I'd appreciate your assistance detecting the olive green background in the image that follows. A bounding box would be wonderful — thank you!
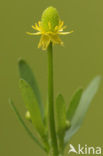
[0,0,103,156]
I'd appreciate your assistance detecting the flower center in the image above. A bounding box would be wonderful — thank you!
[41,6,59,32]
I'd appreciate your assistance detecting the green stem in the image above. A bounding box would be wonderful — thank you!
[47,43,59,156]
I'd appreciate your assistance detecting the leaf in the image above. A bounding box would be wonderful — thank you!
[18,59,44,119]
[66,88,83,121]
[64,76,101,144]
[19,79,46,137]
[43,99,49,127]
[9,98,46,152]
[55,94,66,150]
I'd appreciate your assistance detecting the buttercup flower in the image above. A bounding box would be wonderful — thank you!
[10,5,101,156]
[27,6,73,50]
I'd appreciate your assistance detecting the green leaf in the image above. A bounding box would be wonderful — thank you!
[64,76,101,144]
[18,59,44,119]
[19,79,46,137]
[67,88,83,121]
[43,99,49,127]
[9,98,46,152]
[55,94,66,151]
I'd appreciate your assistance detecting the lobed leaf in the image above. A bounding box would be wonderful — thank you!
[64,76,101,144]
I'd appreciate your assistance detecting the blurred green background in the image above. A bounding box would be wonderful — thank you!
[0,0,103,155]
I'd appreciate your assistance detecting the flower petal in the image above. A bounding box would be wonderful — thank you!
[50,34,63,45]
[32,25,37,30]
[38,21,41,26]
[26,32,42,35]
[58,30,74,35]
[38,35,50,50]
[59,20,64,29]
[59,26,67,32]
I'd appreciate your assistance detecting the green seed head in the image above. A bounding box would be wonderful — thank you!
[41,6,59,32]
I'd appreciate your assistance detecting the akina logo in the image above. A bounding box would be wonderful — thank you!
[68,144,102,155]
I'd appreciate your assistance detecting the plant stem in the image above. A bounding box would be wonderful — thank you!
[47,43,59,156]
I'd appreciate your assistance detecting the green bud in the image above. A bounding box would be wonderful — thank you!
[41,6,59,32]
[65,120,71,130]
[25,111,32,122]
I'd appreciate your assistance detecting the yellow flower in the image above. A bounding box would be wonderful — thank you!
[27,7,73,50]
